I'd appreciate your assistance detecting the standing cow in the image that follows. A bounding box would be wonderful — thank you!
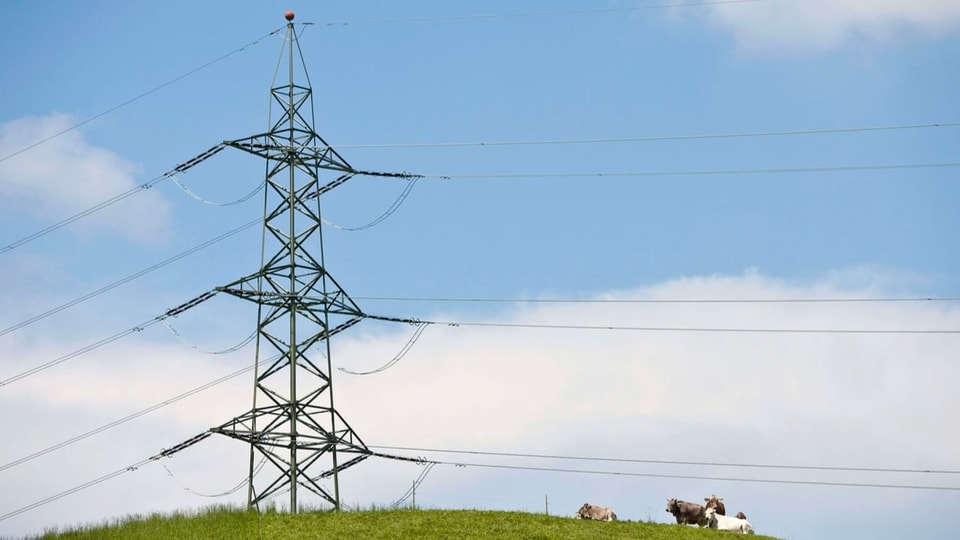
[575,503,617,521]
[704,494,726,515]
[665,498,706,526]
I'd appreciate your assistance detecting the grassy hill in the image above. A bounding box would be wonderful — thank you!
[25,506,782,540]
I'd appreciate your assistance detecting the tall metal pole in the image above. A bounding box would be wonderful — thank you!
[285,19,299,513]
[211,11,370,512]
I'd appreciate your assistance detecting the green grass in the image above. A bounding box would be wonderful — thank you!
[24,506,782,540]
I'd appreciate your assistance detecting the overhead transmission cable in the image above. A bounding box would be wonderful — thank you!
[5,300,951,392]
[160,319,257,355]
[162,455,268,498]
[0,459,158,522]
[401,318,959,335]
[369,445,960,476]
[333,120,960,149]
[5,120,954,255]
[0,290,219,389]
[320,0,769,27]
[320,176,419,231]
[0,364,256,473]
[0,28,282,164]
[0,217,261,338]
[422,161,960,181]
[0,323,162,389]
[2,154,414,257]
[1,178,164,255]
[5,304,943,473]
[4,362,955,522]
[0,144,227,255]
[338,321,430,375]
[4,426,955,524]
[0,431,212,523]
[165,173,264,206]
[370,453,960,492]
[4,266,951,343]
[7,314,954,480]
[353,295,960,305]
[390,462,436,509]
[4,6,943,157]
[5,307,949,474]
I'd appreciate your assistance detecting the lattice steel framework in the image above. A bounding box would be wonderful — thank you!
[209,14,369,512]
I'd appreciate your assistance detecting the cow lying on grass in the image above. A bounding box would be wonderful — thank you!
[705,494,750,522]
[705,506,754,534]
[665,498,706,526]
[575,503,617,521]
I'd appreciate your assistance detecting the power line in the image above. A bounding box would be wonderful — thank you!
[320,176,419,231]
[354,295,960,305]
[319,0,769,27]
[422,162,960,181]
[369,445,960,476]
[2,297,952,391]
[0,322,160,389]
[5,141,953,257]
[162,456,267,498]
[0,218,261,338]
[412,319,959,335]
[0,29,281,164]
[0,179,164,255]
[4,367,955,524]
[0,290,219,388]
[333,121,960,149]
[161,319,257,355]
[7,328,954,478]
[2,432,953,526]
[5,262,952,342]
[0,365,254,473]
[0,144,226,255]
[0,458,155,522]
[373,456,960,492]
[389,462,436,509]
[0,432,211,523]
[165,173,264,206]
[338,322,430,376]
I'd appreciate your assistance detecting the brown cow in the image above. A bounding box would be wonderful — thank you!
[704,494,726,515]
[665,498,706,526]
[576,502,617,521]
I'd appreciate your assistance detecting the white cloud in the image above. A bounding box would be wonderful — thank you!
[1,269,958,538]
[336,271,959,461]
[0,114,171,244]
[690,0,960,54]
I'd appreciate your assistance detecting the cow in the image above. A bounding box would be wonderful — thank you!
[576,502,617,521]
[704,494,726,515]
[705,506,754,534]
[665,498,706,526]
[736,511,748,520]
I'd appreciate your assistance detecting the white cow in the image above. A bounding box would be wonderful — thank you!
[705,507,754,534]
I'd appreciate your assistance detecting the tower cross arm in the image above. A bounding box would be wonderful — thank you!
[222,136,356,173]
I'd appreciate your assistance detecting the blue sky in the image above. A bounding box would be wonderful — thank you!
[1,1,959,539]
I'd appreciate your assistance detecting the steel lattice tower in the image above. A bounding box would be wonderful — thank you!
[210,11,369,512]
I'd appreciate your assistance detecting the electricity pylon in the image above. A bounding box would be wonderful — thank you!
[210,11,370,512]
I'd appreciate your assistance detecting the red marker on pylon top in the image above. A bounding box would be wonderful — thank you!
[285,10,295,21]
